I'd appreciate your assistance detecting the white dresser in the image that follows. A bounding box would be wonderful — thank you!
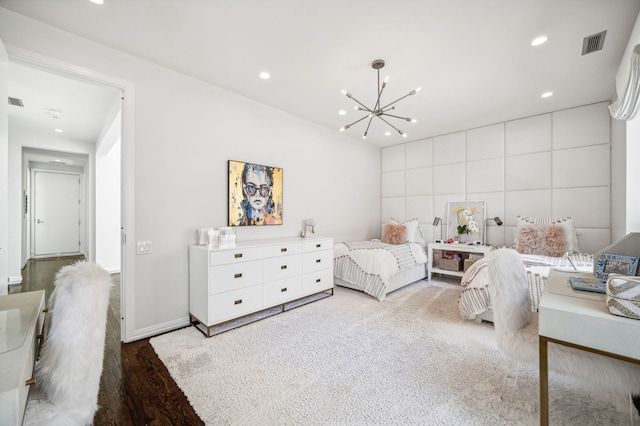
[0,290,46,426]
[189,237,333,337]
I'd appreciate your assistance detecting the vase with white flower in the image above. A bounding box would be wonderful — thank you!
[456,208,479,243]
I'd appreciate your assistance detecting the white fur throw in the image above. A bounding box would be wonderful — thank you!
[488,248,640,395]
[24,261,113,426]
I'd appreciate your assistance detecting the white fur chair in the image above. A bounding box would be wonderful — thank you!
[487,248,640,396]
[23,261,113,426]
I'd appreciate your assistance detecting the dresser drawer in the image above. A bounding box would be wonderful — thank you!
[302,250,333,273]
[263,254,302,283]
[302,268,334,295]
[263,276,303,307]
[303,239,332,252]
[209,247,263,266]
[209,285,263,324]
[209,260,262,294]
[261,242,302,258]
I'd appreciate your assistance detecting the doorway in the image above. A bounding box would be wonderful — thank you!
[8,52,134,342]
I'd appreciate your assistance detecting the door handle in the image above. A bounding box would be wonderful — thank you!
[37,219,44,223]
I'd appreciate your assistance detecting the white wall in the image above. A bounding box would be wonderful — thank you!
[0,8,380,340]
[0,38,7,294]
[96,138,120,272]
[626,115,640,233]
[382,102,612,254]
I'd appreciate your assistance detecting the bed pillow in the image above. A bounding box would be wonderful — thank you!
[382,224,407,245]
[516,224,568,257]
[390,217,420,243]
[515,216,579,253]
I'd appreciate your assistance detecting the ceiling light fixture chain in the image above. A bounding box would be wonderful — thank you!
[340,59,420,140]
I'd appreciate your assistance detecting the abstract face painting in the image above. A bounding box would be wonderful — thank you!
[229,160,283,226]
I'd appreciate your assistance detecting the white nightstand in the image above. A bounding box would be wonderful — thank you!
[427,242,494,281]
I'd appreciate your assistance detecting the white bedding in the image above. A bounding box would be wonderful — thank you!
[457,252,594,320]
[334,241,427,301]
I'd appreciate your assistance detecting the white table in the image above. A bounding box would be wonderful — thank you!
[427,242,493,281]
[0,290,46,426]
[538,269,640,426]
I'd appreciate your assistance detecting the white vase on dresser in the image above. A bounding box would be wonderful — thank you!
[189,236,333,337]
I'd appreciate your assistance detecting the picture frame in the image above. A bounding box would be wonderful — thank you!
[595,253,639,279]
[446,201,486,243]
[228,160,283,226]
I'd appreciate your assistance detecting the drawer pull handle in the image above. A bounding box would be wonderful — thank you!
[281,287,287,292]
[234,273,243,278]
[316,278,321,283]
[234,253,243,258]
[26,377,36,386]
[316,259,321,263]
[281,248,287,252]
[316,244,321,248]
[234,299,242,305]
[281,265,287,270]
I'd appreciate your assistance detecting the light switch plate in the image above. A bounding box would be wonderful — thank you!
[137,241,152,254]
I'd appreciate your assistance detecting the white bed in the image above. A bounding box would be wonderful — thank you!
[334,240,427,301]
[457,215,594,322]
[457,252,594,322]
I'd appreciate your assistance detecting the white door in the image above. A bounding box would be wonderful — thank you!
[33,171,81,256]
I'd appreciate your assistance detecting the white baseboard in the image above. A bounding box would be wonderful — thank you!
[9,275,23,285]
[123,316,191,343]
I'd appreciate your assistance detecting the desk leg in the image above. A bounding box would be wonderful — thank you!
[539,335,549,426]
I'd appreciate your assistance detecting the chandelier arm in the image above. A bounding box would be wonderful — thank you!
[348,94,374,112]
[379,91,416,111]
[363,115,375,139]
[343,114,372,129]
[382,113,413,121]
[377,115,404,134]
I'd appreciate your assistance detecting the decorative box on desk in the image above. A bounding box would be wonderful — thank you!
[188,236,334,337]
[427,242,494,281]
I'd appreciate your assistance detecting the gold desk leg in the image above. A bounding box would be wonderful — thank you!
[539,335,549,426]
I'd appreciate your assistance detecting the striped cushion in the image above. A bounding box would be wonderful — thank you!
[606,274,640,320]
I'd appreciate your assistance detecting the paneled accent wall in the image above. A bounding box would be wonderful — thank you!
[381,101,611,254]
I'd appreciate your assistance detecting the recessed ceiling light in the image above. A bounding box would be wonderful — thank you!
[89,0,104,4]
[338,110,346,115]
[54,128,63,133]
[531,36,548,46]
[259,71,270,80]
[541,91,553,98]
[385,131,391,136]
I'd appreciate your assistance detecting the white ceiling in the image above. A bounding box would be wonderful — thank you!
[2,0,640,147]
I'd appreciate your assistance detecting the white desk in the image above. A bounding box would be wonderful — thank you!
[0,290,46,426]
[538,269,640,426]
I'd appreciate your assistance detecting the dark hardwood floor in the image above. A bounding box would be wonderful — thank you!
[14,256,203,425]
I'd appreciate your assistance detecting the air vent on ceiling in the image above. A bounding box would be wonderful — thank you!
[8,97,24,107]
[582,30,606,55]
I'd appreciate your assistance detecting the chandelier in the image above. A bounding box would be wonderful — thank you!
[340,59,420,140]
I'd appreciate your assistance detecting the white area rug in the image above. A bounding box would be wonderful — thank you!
[150,281,638,425]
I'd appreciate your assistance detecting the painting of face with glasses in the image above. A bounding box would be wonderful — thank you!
[228,160,283,226]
